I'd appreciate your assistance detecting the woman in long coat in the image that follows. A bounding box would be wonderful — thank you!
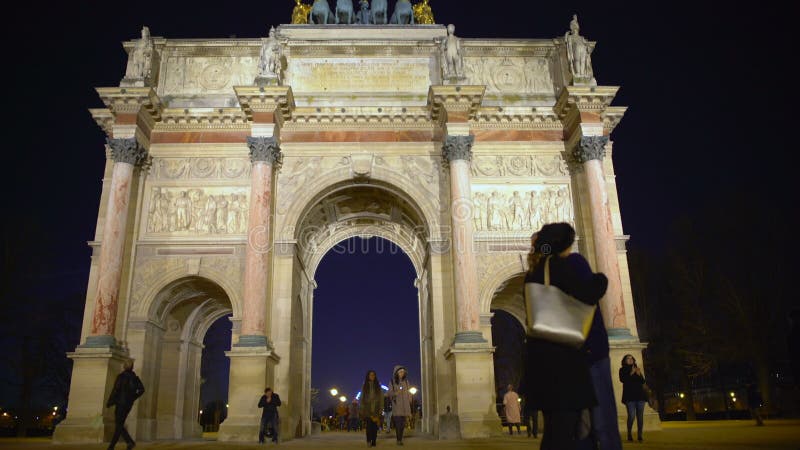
[503,384,522,435]
[523,223,607,450]
[387,365,413,445]
[360,370,383,447]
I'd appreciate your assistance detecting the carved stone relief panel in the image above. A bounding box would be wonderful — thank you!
[144,187,249,236]
[463,57,554,95]
[374,155,442,198]
[150,158,251,180]
[470,154,569,178]
[160,55,259,96]
[471,185,574,233]
[284,57,432,93]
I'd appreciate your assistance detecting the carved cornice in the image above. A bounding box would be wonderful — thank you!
[472,106,562,129]
[573,135,609,163]
[285,42,438,57]
[247,136,282,165]
[290,106,431,125]
[235,86,295,124]
[602,106,627,133]
[442,135,475,163]
[554,86,618,118]
[107,137,147,166]
[155,108,250,131]
[90,108,114,137]
[428,85,485,123]
[461,41,556,58]
[96,87,160,118]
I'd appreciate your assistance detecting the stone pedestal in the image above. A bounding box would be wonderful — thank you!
[217,346,280,442]
[444,343,501,438]
[52,346,129,443]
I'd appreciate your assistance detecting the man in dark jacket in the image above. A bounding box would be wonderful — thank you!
[258,387,282,444]
[106,360,145,450]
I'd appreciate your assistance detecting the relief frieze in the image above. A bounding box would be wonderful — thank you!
[150,158,251,180]
[145,187,249,236]
[470,154,569,178]
[463,57,554,95]
[471,185,574,232]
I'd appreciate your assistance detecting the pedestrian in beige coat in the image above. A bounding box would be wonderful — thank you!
[388,365,412,445]
[503,384,522,435]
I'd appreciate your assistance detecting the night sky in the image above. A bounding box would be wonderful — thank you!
[1,1,797,413]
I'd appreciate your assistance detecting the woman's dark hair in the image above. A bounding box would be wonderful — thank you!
[621,354,636,366]
[393,367,407,384]
[362,370,380,394]
[528,222,576,272]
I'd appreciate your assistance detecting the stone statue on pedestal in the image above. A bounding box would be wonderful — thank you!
[564,14,597,86]
[122,26,154,86]
[438,24,465,83]
[255,27,281,86]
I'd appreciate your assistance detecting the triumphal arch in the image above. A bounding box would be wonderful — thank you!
[55,5,656,444]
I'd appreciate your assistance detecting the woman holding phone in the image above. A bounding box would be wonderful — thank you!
[619,354,647,442]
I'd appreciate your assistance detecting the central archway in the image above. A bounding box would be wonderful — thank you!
[280,180,439,437]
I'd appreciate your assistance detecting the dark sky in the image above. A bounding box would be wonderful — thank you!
[1,1,797,409]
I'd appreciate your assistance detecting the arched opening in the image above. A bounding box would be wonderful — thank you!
[199,314,232,432]
[138,276,233,440]
[286,181,437,436]
[312,236,420,432]
[489,275,526,424]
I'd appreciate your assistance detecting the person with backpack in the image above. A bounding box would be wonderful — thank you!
[106,360,145,450]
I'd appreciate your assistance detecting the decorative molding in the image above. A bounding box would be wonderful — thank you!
[553,86,619,120]
[150,157,251,180]
[107,137,147,166]
[247,136,282,165]
[234,86,295,123]
[90,108,114,137]
[472,107,561,128]
[602,106,627,133]
[96,87,160,119]
[428,85,485,123]
[290,106,431,125]
[156,108,249,130]
[442,135,475,163]
[470,154,569,178]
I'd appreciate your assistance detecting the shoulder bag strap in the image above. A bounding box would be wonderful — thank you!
[544,256,552,286]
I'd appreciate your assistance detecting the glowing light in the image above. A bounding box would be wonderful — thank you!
[53,406,58,411]
[381,385,389,391]
[2,412,8,417]
[52,412,56,416]
[704,408,708,412]
[732,397,737,403]
[356,392,362,400]
[226,404,230,408]
[729,392,735,397]
[330,388,338,397]
[517,398,522,403]
[679,393,685,398]
[339,396,347,403]
[200,410,203,414]
[409,387,418,395]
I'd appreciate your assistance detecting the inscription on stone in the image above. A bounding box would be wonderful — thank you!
[286,58,431,92]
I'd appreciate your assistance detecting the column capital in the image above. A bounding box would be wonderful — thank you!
[107,137,147,166]
[235,85,295,125]
[573,135,609,163]
[554,86,626,137]
[442,135,475,163]
[247,136,282,165]
[427,85,485,124]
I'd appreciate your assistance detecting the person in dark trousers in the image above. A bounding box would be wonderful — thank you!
[619,354,648,442]
[523,223,606,450]
[388,365,412,445]
[360,370,383,447]
[106,360,144,450]
[258,387,282,444]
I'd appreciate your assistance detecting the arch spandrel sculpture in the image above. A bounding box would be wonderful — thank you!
[57,11,658,445]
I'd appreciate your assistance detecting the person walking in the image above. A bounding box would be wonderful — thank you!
[619,355,647,442]
[523,223,606,450]
[360,370,383,447]
[503,384,522,435]
[106,360,145,450]
[258,387,282,444]
[383,390,393,433]
[348,399,360,431]
[388,365,412,445]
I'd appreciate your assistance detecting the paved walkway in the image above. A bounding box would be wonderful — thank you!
[1,420,799,449]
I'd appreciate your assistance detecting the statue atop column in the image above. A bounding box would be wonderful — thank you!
[121,26,154,87]
[438,24,466,84]
[413,0,435,24]
[291,0,313,24]
[564,14,597,86]
[255,27,282,86]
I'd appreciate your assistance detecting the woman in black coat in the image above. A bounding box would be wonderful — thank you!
[523,223,608,450]
[619,354,647,442]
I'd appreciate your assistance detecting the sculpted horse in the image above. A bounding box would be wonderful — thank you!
[390,0,415,24]
[309,0,334,24]
[371,0,388,24]
[335,0,355,24]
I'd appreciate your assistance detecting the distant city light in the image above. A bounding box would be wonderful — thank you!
[729,392,735,397]
[330,388,338,397]
[53,406,58,411]
[679,393,685,399]
[732,397,737,403]
[226,404,230,408]
[381,385,389,391]
[356,392,362,400]
[2,413,8,417]
[409,387,418,395]
[339,396,347,403]
[200,410,203,414]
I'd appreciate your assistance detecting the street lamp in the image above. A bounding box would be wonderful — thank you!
[330,388,338,397]
[339,396,347,403]
[409,387,418,395]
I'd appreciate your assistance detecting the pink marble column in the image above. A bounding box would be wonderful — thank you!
[237,136,281,347]
[574,136,629,334]
[443,135,485,343]
[86,138,146,346]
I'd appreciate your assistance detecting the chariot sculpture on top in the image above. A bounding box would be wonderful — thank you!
[293,0,436,24]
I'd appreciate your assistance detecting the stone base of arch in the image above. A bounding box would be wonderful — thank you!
[52,346,130,443]
[445,342,503,438]
[217,346,281,442]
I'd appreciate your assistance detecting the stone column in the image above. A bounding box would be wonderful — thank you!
[573,135,629,335]
[442,135,485,344]
[237,136,282,347]
[85,137,147,346]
